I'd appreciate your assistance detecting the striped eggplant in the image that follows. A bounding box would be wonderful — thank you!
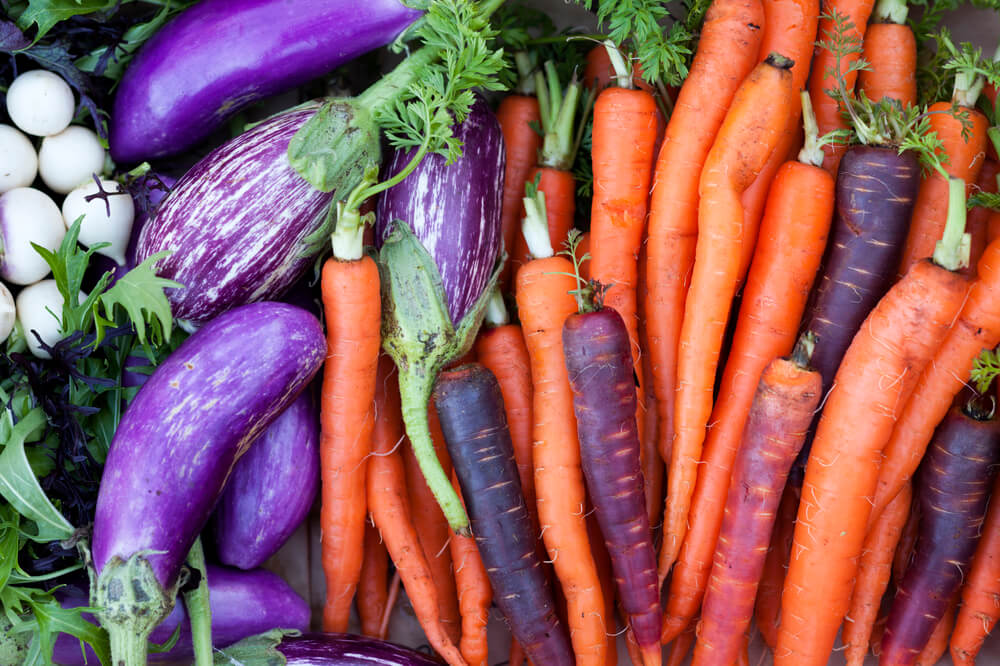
[374,96,505,533]
[377,95,505,324]
[91,301,325,666]
[53,565,309,665]
[110,0,422,163]
[213,389,320,569]
[133,105,333,329]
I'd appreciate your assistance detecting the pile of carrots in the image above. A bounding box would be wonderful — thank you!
[311,1,1000,664]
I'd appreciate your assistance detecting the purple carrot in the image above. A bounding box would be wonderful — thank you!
[213,389,320,569]
[561,306,661,663]
[432,363,573,666]
[692,338,822,666]
[793,145,921,475]
[881,394,1000,666]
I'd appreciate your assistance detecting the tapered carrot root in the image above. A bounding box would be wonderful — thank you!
[563,307,662,664]
[368,356,466,666]
[871,239,1000,526]
[899,102,990,274]
[663,156,833,642]
[843,483,913,666]
[667,621,695,666]
[449,476,491,666]
[754,483,798,651]
[516,256,608,666]
[320,255,381,632]
[586,508,617,666]
[665,54,795,574]
[645,0,765,502]
[358,521,390,638]
[881,401,1000,666]
[950,474,1000,665]
[692,348,822,666]
[435,365,572,666]
[776,259,969,666]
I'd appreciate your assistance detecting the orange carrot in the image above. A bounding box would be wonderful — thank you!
[589,46,660,476]
[775,255,970,666]
[754,484,799,651]
[843,483,913,666]
[857,0,917,108]
[899,102,990,274]
[402,408,461,645]
[808,0,877,173]
[497,59,542,292]
[368,356,465,666]
[870,238,1000,527]
[358,521,390,639]
[662,96,834,642]
[515,249,607,666]
[637,244,663,529]
[450,475,491,666]
[644,0,764,492]
[319,255,381,632]
[663,54,796,573]
[667,622,695,666]
[950,474,1000,665]
[587,507,618,666]
[582,45,667,153]
[736,0,821,283]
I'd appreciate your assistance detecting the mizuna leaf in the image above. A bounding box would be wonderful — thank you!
[98,251,181,348]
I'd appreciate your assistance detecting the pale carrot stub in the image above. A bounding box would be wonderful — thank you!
[644,0,765,489]
[664,53,796,574]
[515,256,608,666]
[775,258,969,666]
[319,255,381,633]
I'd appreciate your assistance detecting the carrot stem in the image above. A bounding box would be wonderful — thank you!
[874,0,907,24]
[604,40,633,89]
[932,176,971,271]
[514,51,537,95]
[798,92,824,167]
[522,187,554,259]
[483,287,509,327]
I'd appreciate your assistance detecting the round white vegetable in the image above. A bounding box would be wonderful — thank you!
[61,179,134,265]
[38,126,106,194]
[6,70,76,137]
[0,281,14,345]
[0,124,38,194]
[0,187,66,285]
[16,279,83,358]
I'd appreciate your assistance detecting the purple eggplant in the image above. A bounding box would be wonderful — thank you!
[210,632,442,665]
[53,565,309,665]
[213,390,320,569]
[133,105,334,328]
[374,97,505,534]
[377,95,504,324]
[110,0,421,163]
[91,301,324,666]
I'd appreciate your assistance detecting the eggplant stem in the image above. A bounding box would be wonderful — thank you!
[183,537,213,666]
[398,368,471,535]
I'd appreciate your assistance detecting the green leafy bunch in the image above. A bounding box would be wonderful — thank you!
[572,0,694,87]
[376,0,508,165]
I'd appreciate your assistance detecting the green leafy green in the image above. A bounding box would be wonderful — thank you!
[971,347,1000,394]
[98,251,181,349]
[15,0,117,41]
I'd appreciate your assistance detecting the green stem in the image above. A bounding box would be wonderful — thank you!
[357,46,438,112]
[483,287,509,327]
[522,189,553,259]
[535,68,552,141]
[182,538,213,666]
[989,126,1000,168]
[107,624,149,666]
[604,40,633,90]
[398,369,470,534]
[873,0,907,24]
[791,331,817,368]
[540,70,584,170]
[798,91,824,167]
[514,52,536,96]
[933,175,971,271]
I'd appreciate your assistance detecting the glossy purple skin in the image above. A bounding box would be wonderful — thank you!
[134,106,333,328]
[52,565,309,665]
[213,390,319,569]
[376,97,504,323]
[110,0,421,163]
[277,633,441,665]
[92,302,325,589]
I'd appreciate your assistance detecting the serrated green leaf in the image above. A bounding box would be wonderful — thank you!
[16,0,117,41]
[98,251,181,348]
[0,409,74,543]
[21,594,110,666]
